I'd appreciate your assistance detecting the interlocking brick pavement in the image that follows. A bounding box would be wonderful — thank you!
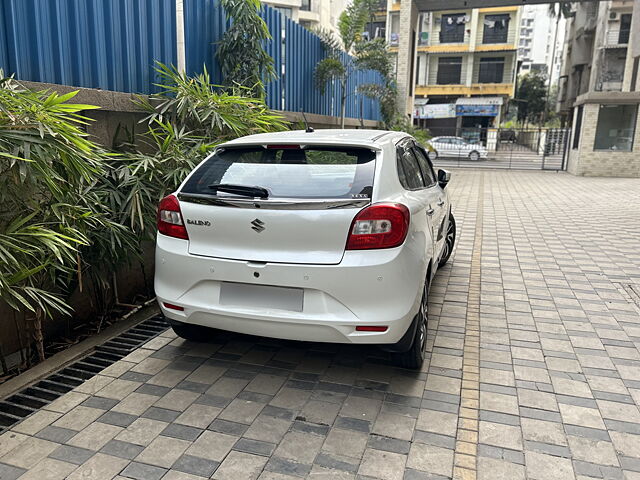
[1,169,640,479]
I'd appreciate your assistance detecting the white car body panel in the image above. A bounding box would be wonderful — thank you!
[155,129,451,345]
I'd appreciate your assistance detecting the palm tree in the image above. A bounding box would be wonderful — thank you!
[314,0,371,128]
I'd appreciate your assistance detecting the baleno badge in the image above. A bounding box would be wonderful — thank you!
[187,219,211,226]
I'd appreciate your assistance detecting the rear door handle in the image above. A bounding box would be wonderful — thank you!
[437,200,445,206]
[426,208,435,216]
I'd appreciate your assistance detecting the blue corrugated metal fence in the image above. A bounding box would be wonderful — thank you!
[0,0,176,93]
[0,0,381,121]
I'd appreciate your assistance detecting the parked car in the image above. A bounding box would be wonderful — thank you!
[155,130,456,369]
[427,136,488,161]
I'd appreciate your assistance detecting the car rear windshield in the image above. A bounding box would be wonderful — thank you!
[181,146,376,199]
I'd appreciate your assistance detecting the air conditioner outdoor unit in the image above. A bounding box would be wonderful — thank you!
[609,11,617,20]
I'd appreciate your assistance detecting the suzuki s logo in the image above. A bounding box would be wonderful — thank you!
[251,218,265,233]
[187,219,211,226]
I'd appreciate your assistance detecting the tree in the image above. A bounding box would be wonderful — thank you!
[514,72,547,124]
[314,0,397,128]
[216,0,276,97]
[354,38,398,128]
[314,0,371,128]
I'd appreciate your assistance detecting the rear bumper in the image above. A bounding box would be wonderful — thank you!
[154,234,426,345]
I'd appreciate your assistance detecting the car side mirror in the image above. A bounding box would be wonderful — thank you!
[438,169,451,189]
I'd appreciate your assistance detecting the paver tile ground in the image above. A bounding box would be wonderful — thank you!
[2,169,640,479]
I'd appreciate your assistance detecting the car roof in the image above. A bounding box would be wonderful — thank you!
[220,129,409,150]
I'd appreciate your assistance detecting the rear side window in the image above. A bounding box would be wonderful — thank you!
[182,146,376,199]
[413,147,437,186]
[397,148,425,190]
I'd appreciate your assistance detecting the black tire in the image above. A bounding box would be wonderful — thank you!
[394,280,428,370]
[171,322,210,342]
[428,150,438,162]
[469,150,480,161]
[438,213,456,268]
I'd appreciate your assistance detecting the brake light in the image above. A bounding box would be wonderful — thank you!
[346,203,410,250]
[266,144,301,149]
[157,195,189,240]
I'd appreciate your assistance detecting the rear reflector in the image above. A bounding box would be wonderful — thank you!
[163,303,184,311]
[346,203,410,250]
[355,326,388,332]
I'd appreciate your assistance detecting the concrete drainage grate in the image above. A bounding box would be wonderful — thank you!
[0,315,168,434]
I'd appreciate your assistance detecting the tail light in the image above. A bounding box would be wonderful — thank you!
[346,203,410,250]
[157,195,189,240]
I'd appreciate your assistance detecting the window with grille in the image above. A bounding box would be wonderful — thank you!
[619,14,631,44]
[440,13,466,43]
[482,14,510,44]
[437,57,463,84]
[478,57,505,83]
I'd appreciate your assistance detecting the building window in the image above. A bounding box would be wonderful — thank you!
[389,13,400,46]
[573,106,583,149]
[300,20,313,30]
[274,7,292,18]
[478,57,505,83]
[437,57,463,84]
[364,21,386,40]
[619,14,631,44]
[418,13,429,45]
[594,104,637,151]
[483,14,510,44]
[440,13,466,43]
[301,0,311,11]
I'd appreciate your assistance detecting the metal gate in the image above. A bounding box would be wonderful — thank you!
[425,127,571,171]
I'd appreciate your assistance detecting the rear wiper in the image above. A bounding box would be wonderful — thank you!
[208,183,269,199]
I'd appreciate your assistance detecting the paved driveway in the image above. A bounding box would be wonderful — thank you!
[1,170,640,480]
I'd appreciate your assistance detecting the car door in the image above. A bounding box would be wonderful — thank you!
[437,138,452,158]
[396,141,439,264]
[413,144,448,261]
[451,138,466,159]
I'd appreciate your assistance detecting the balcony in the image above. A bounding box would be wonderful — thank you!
[604,28,631,47]
[477,63,505,84]
[415,84,514,96]
[597,71,624,92]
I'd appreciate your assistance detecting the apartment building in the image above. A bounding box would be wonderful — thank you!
[558,0,640,177]
[518,4,565,84]
[416,7,520,133]
[262,0,348,34]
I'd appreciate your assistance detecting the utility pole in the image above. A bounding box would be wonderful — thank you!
[543,8,561,125]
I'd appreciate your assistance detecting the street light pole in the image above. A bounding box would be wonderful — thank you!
[543,9,561,125]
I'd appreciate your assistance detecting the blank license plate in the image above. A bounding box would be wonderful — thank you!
[220,282,304,312]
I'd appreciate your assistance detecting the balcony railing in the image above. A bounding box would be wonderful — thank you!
[482,31,509,44]
[597,71,624,91]
[477,64,505,83]
[436,70,463,85]
[439,31,466,43]
[605,28,631,46]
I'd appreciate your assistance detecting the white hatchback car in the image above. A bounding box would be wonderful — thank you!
[427,136,488,161]
[155,130,456,369]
